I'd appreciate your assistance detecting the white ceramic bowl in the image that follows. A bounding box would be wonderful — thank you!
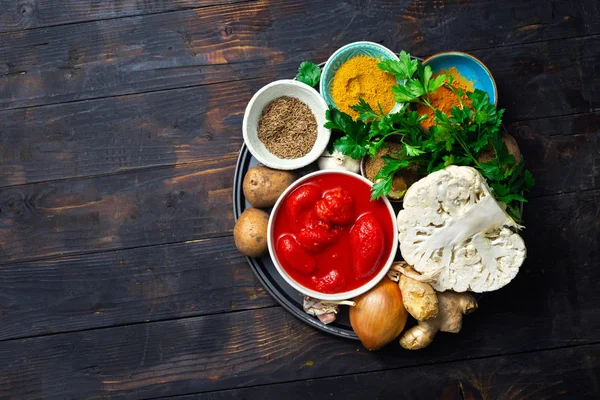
[242,79,331,170]
[267,170,398,301]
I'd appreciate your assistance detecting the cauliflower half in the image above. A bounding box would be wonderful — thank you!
[397,166,526,293]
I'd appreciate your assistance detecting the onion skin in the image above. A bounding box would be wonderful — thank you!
[350,278,408,350]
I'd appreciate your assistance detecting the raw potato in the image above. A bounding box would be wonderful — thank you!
[243,166,296,208]
[234,208,270,258]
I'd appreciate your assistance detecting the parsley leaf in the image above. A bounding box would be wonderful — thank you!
[392,82,422,103]
[326,108,370,159]
[334,135,367,159]
[378,50,418,80]
[296,61,321,88]
[370,177,393,201]
[479,161,502,182]
[404,143,424,156]
[370,155,412,200]
[351,97,382,122]
[314,54,534,219]
[381,51,454,111]
[428,74,446,93]
[416,62,433,94]
[523,170,536,189]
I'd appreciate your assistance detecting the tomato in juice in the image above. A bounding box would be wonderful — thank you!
[273,173,395,294]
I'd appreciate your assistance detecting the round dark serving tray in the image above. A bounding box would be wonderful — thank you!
[234,144,362,339]
[233,56,502,339]
[233,144,495,339]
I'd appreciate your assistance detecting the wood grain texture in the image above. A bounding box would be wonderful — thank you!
[0,68,597,188]
[0,189,597,399]
[0,1,596,398]
[0,120,595,263]
[479,36,599,121]
[0,0,254,33]
[0,237,275,341]
[0,111,596,263]
[185,345,600,400]
[0,0,598,110]
[0,78,255,186]
[2,0,598,37]
[507,112,600,197]
[0,157,237,263]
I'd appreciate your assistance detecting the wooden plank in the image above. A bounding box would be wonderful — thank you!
[0,58,597,188]
[0,0,598,110]
[0,157,238,264]
[0,1,254,33]
[0,237,275,341]
[0,121,594,341]
[475,37,600,121]
[0,78,254,186]
[507,112,600,198]
[2,0,598,37]
[186,345,600,400]
[0,112,596,263]
[0,189,597,399]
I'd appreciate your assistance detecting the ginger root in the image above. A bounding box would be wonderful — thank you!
[400,274,438,321]
[400,291,478,350]
[388,262,438,321]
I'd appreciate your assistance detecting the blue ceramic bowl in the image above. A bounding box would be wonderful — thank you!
[423,51,498,104]
[320,41,402,114]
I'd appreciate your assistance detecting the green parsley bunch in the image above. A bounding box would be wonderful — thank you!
[323,51,534,221]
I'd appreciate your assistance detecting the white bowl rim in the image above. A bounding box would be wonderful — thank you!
[319,41,402,114]
[242,79,331,170]
[267,169,399,301]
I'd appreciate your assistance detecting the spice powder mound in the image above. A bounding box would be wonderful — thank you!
[257,96,318,159]
[331,56,397,120]
[416,67,475,131]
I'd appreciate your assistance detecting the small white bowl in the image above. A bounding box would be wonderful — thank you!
[267,170,398,301]
[242,79,331,170]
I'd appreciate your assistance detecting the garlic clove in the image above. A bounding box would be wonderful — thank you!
[318,150,361,173]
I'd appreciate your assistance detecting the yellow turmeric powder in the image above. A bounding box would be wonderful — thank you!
[331,56,397,119]
[416,67,474,130]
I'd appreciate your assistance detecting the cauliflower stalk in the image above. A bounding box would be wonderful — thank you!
[397,166,526,292]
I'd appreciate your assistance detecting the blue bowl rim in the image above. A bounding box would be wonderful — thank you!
[422,50,498,105]
[319,41,402,113]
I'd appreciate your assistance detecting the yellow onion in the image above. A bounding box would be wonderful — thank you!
[350,278,408,350]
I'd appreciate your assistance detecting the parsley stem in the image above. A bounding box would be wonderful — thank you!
[418,98,436,111]
[446,84,466,109]
[453,132,482,169]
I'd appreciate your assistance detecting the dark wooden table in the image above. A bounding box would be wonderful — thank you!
[0,1,598,399]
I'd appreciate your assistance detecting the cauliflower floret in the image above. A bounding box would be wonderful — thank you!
[397,166,526,293]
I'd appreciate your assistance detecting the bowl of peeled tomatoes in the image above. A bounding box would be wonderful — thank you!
[267,170,398,301]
